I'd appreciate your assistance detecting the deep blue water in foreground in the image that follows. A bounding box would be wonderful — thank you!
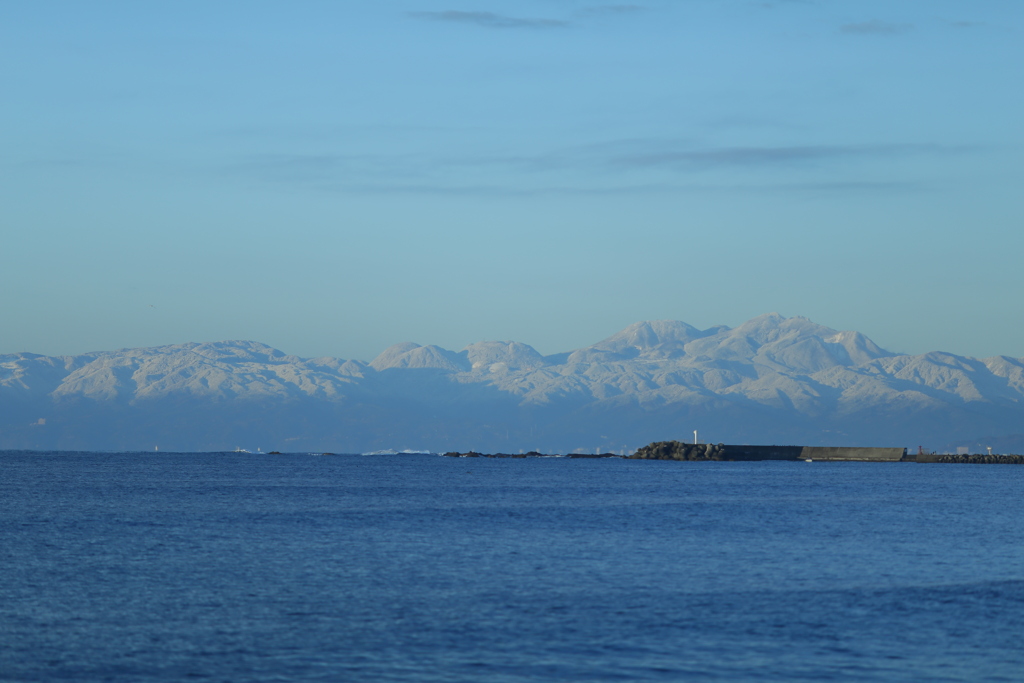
[2,453,1023,682]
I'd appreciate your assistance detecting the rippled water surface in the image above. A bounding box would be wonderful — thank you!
[2,452,1023,681]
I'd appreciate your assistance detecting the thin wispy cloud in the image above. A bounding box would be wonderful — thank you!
[458,140,957,173]
[264,179,922,198]
[409,11,568,29]
[222,140,965,197]
[611,143,945,170]
[841,20,912,35]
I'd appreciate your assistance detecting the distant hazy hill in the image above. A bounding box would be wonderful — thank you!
[3,314,1023,453]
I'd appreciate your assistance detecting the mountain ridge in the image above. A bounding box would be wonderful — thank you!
[2,314,1022,453]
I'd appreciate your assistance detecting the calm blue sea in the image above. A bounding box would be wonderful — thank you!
[2,452,1023,682]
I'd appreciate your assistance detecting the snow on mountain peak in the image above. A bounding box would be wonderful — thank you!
[464,341,547,372]
[568,320,709,363]
[370,343,470,372]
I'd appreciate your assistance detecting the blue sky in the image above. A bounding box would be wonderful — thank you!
[2,1,1022,361]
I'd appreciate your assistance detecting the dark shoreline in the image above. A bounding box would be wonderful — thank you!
[443,441,1024,464]
[917,453,1024,464]
[442,451,623,459]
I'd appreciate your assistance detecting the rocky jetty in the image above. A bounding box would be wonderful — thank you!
[629,442,906,462]
[630,441,726,461]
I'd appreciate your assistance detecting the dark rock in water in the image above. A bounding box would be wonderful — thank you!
[929,453,1024,464]
[442,451,483,458]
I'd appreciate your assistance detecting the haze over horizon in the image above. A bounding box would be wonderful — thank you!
[7,312,1024,367]
[2,1,1022,362]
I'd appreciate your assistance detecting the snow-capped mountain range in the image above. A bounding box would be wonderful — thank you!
[2,314,1022,453]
